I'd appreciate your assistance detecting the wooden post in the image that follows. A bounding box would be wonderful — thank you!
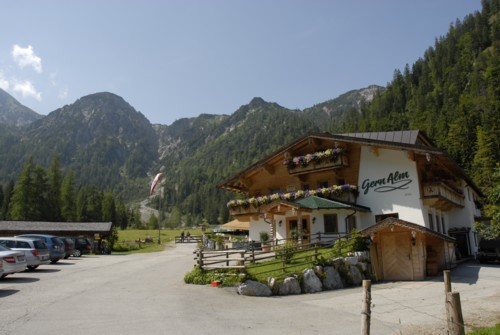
[251,241,255,263]
[444,270,451,295]
[225,245,229,266]
[446,291,465,335]
[361,280,371,335]
[198,249,204,269]
[444,269,451,329]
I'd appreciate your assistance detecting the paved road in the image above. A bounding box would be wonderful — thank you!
[1,243,499,335]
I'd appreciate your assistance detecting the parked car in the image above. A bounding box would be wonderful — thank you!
[67,237,92,257]
[17,234,65,263]
[477,238,500,264]
[0,244,27,278]
[0,237,50,270]
[59,237,76,259]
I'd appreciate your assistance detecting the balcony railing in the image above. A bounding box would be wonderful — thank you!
[287,156,349,175]
[422,182,465,210]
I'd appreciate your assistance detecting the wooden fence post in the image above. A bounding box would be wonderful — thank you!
[198,249,204,269]
[226,245,229,266]
[251,242,256,263]
[361,280,371,335]
[446,291,465,335]
[444,270,452,330]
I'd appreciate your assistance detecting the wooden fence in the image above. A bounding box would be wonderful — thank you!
[193,235,358,278]
[175,235,202,244]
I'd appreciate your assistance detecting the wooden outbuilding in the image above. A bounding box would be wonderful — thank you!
[361,217,456,281]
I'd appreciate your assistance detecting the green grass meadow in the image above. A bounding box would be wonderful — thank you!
[114,228,203,253]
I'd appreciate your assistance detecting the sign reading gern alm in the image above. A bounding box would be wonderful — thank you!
[361,171,412,195]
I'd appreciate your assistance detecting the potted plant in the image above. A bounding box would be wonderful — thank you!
[259,231,271,252]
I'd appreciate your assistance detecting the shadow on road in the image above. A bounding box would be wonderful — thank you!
[427,260,482,285]
[0,289,19,298]
[1,276,40,284]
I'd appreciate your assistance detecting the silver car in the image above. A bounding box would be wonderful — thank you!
[0,244,27,278]
[0,237,51,270]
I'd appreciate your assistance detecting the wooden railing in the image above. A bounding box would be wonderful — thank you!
[175,235,202,244]
[423,182,465,209]
[287,156,349,175]
[193,234,358,278]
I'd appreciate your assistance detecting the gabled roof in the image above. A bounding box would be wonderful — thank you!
[360,217,456,243]
[217,130,483,197]
[294,196,371,212]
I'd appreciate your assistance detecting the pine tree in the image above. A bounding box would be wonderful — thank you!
[47,155,63,221]
[61,170,77,222]
[9,158,35,220]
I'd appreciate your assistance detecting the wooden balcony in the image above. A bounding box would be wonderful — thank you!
[287,156,349,175]
[422,182,465,210]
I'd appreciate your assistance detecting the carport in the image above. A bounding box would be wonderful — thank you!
[0,221,112,239]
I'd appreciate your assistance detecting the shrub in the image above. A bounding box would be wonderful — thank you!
[275,241,298,263]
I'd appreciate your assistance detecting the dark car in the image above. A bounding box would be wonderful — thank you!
[477,238,500,264]
[60,237,76,259]
[67,237,92,257]
[17,234,65,263]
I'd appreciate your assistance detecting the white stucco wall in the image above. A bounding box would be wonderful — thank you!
[357,146,425,226]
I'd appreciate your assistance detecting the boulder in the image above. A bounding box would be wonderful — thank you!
[322,266,344,290]
[349,265,363,286]
[237,280,272,297]
[302,268,323,293]
[278,275,301,295]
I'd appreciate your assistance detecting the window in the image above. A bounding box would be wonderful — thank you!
[428,213,434,231]
[301,184,310,190]
[319,181,329,188]
[324,214,338,233]
[441,216,446,235]
[436,215,441,233]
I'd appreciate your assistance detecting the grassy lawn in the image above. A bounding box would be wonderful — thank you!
[467,324,500,335]
[114,228,203,254]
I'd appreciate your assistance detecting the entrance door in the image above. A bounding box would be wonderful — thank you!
[287,217,310,243]
[381,232,413,280]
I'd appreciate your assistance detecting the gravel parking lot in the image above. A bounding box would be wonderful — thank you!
[1,243,499,335]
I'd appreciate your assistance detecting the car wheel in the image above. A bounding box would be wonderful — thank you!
[27,265,38,271]
[51,259,59,264]
[1,274,7,278]
[73,249,82,257]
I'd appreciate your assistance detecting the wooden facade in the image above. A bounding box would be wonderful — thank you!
[363,218,455,281]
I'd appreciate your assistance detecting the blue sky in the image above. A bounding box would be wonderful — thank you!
[0,1,482,125]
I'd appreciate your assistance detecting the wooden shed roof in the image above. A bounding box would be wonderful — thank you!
[360,217,456,243]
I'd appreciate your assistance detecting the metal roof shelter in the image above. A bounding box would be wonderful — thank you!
[0,221,113,238]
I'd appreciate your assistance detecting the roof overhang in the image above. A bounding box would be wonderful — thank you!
[360,217,456,243]
[294,196,371,212]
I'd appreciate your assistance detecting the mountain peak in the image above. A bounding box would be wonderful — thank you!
[0,88,43,126]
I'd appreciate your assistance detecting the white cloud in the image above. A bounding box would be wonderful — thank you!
[0,72,9,90]
[13,80,42,101]
[12,45,42,73]
[58,87,68,99]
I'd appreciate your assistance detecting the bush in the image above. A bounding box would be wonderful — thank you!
[275,241,298,263]
[184,267,245,287]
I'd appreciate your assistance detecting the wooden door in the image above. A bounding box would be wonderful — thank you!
[381,232,413,281]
